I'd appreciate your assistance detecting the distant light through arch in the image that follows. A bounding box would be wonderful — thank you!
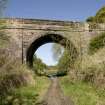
[35,43,64,66]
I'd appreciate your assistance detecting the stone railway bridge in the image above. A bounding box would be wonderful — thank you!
[1,18,105,66]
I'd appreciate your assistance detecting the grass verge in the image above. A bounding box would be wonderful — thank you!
[60,76,105,105]
[0,75,50,105]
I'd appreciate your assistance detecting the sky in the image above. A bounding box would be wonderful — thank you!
[4,0,105,65]
[35,43,59,66]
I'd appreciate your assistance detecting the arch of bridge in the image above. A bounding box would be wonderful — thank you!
[26,33,78,67]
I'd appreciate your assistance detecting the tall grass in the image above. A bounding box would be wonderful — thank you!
[0,50,36,104]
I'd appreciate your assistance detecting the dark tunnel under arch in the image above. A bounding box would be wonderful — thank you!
[26,34,78,67]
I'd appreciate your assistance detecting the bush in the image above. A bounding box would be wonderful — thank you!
[57,50,74,72]
[89,33,105,54]
[33,55,47,76]
[86,16,95,22]
[0,86,39,105]
[86,6,105,23]
[0,53,35,99]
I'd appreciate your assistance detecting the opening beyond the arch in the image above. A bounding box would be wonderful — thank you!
[26,34,78,68]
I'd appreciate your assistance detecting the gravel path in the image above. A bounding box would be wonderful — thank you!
[41,77,74,105]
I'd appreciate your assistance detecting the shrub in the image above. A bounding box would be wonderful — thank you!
[86,6,105,23]
[89,33,105,54]
[33,55,47,76]
[0,86,39,105]
[0,54,35,98]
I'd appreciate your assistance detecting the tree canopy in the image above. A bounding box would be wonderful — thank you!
[52,43,64,62]
[86,6,105,23]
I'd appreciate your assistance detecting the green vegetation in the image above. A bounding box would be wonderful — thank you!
[0,19,9,48]
[0,51,35,104]
[52,43,64,61]
[86,6,105,23]
[57,50,74,72]
[0,0,9,48]
[47,6,105,105]
[89,32,105,54]
[0,52,50,105]
[0,4,105,105]
[60,76,105,105]
[0,86,38,105]
[33,55,47,76]
[52,41,78,76]
[0,76,50,105]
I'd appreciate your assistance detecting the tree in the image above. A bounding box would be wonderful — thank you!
[86,16,95,22]
[57,50,70,71]
[87,6,105,54]
[52,43,64,61]
[86,6,105,23]
[57,49,75,72]
[33,55,47,76]
[52,41,78,76]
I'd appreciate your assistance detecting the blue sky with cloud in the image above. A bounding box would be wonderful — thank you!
[5,0,105,65]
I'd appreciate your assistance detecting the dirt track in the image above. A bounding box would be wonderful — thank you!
[42,77,74,105]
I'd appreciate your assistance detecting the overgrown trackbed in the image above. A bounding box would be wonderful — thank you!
[42,77,74,105]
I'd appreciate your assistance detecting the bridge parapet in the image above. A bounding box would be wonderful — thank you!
[1,18,104,32]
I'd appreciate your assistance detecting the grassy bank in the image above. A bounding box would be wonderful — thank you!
[60,76,105,105]
[2,76,50,105]
[34,76,50,101]
[0,52,50,104]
